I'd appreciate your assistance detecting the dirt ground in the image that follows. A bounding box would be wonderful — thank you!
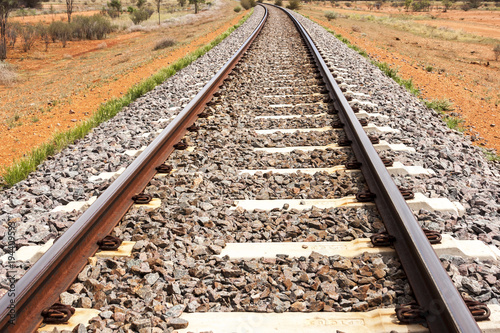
[317,5,500,38]
[300,3,500,154]
[0,0,246,169]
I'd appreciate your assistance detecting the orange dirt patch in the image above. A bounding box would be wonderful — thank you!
[310,5,500,39]
[0,0,247,170]
[300,5,500,154]
[418,19,500,39]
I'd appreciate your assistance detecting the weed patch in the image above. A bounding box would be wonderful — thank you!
[374,62,420,96]
[153,38,176,51]
[425,99,454,112]
[483,149,500,162]
[0,62,17,85]
[444,116,465,132]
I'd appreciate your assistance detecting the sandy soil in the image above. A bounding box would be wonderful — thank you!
[300,4,500,154]
[0,0,246,169]
[311,5,500,39]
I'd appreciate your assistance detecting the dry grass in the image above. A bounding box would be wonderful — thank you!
[346,13,500,45]
[153,38,176,51]
[0,62,18,86]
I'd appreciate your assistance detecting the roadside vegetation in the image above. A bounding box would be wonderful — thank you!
[1,0,221,60]
[1,10,253,187]
[0,61,17,85]
[312,21,474,147]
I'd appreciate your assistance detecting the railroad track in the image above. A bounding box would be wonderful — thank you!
[1,4,499,333]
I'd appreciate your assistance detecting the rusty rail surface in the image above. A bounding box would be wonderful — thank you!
[278,5,481,333]
[0,6,269,332]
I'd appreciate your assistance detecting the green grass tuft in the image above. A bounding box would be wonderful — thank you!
[1,11,254,188]
[483,149,500,162]
[444,116,465,132]
[373,62,420,96]
[425,99,454,113]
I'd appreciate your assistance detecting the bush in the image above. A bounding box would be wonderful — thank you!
[274,0,283,5]
[240,0,256,9]
[20,24,37,52]
[72,15,114,40]
[129,8,154,24]
[345,2,351,7]
[324,11,338,20]
[36,22,50,51]
[494,44,500,61]
[0,62,17,85]
[467,0,483,8]
[153,38,176,50]
[411,0,430,11]
[287,0,300,9]
[108,0,122,11]
[49,21,73,47]
[6,23,21,48]
[234,6,241,12]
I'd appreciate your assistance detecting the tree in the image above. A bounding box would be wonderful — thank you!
[178,0,186,6]
[66,0,74,23]
[137,0,146,7]
[1,0,41,59]
[442,0,453,11]
[1,0,18,60]
[404,0,412,11]
[189,0,205,14]
[108,0,122,11]
[155,0,161,24]
[467,0,482,8]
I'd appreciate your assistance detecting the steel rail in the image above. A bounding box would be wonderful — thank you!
[0,6,268,332]
[277,5,481,333]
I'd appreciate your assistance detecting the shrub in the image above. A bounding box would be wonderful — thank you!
[72,15,114,40]
[467,0,483,9]
[108,0,122,11]
[0,62,17,85]
[7,23,21,48]
[240,0,255,9]
[345,2,352,7]
[234,6,241,12]
[274,0,283,5]
[493,44,500,61]
[325,11,338,20]
[153,38,176,50]
[20,24,37,52]
[103,0,122,18]
[49,21,73,47]
[411,0,430,11]
[130,8,154,24]
[36,22,50,51]
[287,0,300,9]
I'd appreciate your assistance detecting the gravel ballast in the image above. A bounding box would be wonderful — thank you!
[0,6,266,295]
